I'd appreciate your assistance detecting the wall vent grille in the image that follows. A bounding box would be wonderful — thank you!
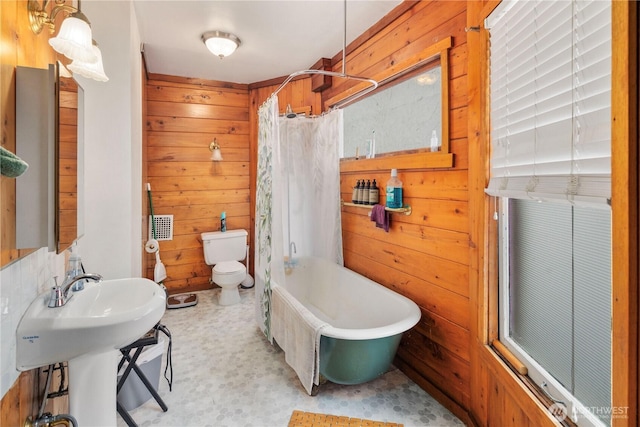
[149,215,173,241]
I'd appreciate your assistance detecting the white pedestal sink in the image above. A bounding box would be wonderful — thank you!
[17,277,166,426]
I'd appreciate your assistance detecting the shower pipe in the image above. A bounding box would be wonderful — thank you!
[265,0,377,265]
[266,0,379,111]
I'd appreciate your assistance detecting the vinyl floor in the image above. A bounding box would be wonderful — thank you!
[117,288,464,427]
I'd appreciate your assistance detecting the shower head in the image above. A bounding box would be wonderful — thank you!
[285,104,297,119]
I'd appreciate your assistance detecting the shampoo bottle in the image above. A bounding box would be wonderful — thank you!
[385,169,403,209]
[369,179,379,205]
[221,211,227,232]
[352,180,360,204]
[430,130,439,152]
[364,180,371,205]
[357,179,365,204]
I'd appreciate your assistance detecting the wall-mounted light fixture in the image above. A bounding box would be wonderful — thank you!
[27,0,108,82]
[68,40,108,81]
[209,138,223,161]
[202,31,241,59]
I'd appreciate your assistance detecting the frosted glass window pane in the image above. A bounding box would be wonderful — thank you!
[573,206,612,426]
[509,199,573,389]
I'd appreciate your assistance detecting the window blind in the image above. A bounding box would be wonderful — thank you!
[486,0,611,205]
[507,199,612,425]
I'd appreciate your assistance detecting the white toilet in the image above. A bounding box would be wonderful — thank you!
[201,229,248,306]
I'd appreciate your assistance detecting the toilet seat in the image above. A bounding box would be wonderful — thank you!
[213,260,245,275]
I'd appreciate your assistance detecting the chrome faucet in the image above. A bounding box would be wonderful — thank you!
[48,273,103,308]
[286,241,297,268]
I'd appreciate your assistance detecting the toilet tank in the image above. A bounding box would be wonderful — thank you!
[201,229,248,265]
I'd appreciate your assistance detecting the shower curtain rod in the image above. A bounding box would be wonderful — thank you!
[267,69,379,111]
[264,0,378,111]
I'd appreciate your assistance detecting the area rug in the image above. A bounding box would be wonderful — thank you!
[288,410,403,427]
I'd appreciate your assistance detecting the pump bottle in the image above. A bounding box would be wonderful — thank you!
[352,180,360,204]
[369,179,379,205]
[385,169,403,209]
[364,180,371,205]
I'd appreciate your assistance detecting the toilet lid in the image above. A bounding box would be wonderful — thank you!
[214,261,245,274]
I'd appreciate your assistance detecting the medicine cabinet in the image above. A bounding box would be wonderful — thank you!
[10,62,83,262]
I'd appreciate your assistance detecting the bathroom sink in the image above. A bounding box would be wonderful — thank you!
[16,277,166,371]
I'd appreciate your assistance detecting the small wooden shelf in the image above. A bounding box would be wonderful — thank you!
[341,201,412,216]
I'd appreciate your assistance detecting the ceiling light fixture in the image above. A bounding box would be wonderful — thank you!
[202,31,241,59]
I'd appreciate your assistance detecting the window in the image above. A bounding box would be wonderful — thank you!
[499,199,611,426]
[486,1,612,426]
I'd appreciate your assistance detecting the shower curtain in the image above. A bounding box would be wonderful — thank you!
[255,97,343,340]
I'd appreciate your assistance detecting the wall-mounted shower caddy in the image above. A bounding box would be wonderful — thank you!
[341,201,412,216]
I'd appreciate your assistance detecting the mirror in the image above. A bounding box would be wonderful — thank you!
[342,63,442,159]
[336,37,454,172]
[8,63,83,265]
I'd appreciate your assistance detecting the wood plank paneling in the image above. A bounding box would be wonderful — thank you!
[1,0,71,420]
[342,230,469,298]
[344,250,470,330]
[147,101,249,121]
[57,80,78,252]
[146,116,249,134]
[148,131,249,148]
[468,2,639,427]
[341,169,469,202]
[342,213,470,266]
[397,338,471,408]
[328,1,473,419]
[145,76,251,294]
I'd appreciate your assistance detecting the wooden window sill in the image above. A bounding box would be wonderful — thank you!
[340,152,454,173]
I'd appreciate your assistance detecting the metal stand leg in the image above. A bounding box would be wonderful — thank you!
[116,329,168,426]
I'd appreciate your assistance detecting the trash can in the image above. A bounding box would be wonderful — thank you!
[117,336,165,411]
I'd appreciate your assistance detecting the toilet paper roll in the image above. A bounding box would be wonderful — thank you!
[145,239,159,253]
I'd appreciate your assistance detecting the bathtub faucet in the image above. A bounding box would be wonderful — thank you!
[286,241,297,268]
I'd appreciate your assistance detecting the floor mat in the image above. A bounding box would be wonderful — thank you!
[288,410,403,427]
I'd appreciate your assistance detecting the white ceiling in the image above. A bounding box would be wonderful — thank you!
[132,0,403,84]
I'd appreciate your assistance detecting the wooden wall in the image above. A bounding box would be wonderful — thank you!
[466,1,639,427]
[247,0,473,422]
[144,75,252,294]
[1,0,69,422]
[338,0,472,420]
[57,77,79,251]
[0,0,59,266]
[250,2,639,426]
